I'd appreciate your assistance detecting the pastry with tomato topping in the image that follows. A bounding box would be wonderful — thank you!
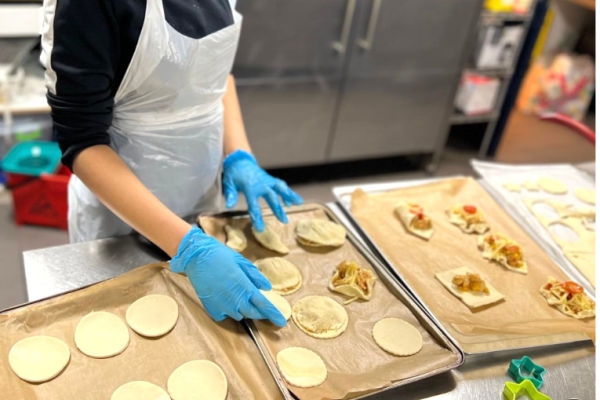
[477,232,508,257]
[435,266,505,309]
[478,233,528,274]
[447,204,490,234]
[540,277,595,319]
[394,201,433,240]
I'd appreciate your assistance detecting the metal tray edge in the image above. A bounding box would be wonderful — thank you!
[199,203,465,400]
[330,179,594,355]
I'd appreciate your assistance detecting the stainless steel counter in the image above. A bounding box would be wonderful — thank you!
[21,203,595,400]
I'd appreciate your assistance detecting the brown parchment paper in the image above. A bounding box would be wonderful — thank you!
[349,177,595,354]
[0,264,284,400]
[199,205,460,400]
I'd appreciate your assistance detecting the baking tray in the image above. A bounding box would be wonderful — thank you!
[0,264,286,400]
[332,177,594,355]
[472,160,596,295]
[197,204,464,400]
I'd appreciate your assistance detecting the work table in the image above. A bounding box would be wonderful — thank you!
[21,202,594,400]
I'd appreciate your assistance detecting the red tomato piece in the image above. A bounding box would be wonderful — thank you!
[560,281,584,294]
[463,205,477,214]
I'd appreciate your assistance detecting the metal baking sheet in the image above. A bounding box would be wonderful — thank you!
[332,177,594,354]
[0,264,286,400]
[472,160,595,295]
[197,204,464,400]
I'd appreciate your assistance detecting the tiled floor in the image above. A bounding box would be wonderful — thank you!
[0,148,475,310]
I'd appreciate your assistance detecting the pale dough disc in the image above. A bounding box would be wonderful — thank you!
[575,188,595,205]
[252,223,289,254]
[260,290,292,320]
[372,318,423,356]
[9,336,70,383]
[537,177,568,194]
[74,311,130,358]
[503,182,521,192]
[522,180,539,191]
[167,360,227,400]
[111,381,171,400]
[276,347,327,388]
[255,257,302,295]
[292,295,348,339]
[126,294,179,337]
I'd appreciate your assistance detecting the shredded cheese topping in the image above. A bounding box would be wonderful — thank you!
[540,277,595,319]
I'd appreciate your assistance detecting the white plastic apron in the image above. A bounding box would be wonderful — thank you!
[68,0,242,242]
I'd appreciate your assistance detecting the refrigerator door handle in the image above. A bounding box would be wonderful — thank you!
[357,0,382,50]
[331,0,358,55]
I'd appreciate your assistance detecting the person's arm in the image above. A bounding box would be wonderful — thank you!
[73,145,285,327]
[222,75,252,155]
[72,145,191,257]
[221,75,303,231]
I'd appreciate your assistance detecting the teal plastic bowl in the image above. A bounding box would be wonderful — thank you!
[1,141,62,176]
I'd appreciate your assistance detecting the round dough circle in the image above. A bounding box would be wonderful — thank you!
[276,347,327,388]
[255,258,302,295]
[167,360,227,400]
[126,295,179,337]
[74,311,130,358]
[292,296,348,339]
[372,318,423,356]
[537,177,568,194]
[9,336,70,383]
[111,381,171,400]
[575,188,595,205]
[260,290,292,320]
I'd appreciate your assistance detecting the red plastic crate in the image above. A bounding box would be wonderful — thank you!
[9,165,72,229]
[6,171,36,187]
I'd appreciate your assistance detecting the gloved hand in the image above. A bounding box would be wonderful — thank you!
[223,150,303,232]
[171,227,287,326]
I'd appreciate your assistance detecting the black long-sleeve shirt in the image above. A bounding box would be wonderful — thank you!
[41,0,234,170]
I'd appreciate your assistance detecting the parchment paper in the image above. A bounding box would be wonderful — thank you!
[350,177,595,353]
[472,160,596,292]
[199,205,460,400]
[0,264,284,400]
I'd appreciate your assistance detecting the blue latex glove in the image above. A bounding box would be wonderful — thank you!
[171,227,287,327]
[223,150,303,232]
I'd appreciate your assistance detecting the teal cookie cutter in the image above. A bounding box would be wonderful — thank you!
[503,380,552,400]
[508,356,547,389]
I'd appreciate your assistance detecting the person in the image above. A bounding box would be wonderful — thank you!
[40,0,302,326]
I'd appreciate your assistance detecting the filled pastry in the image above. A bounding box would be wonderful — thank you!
[295,219,346,247]
[224,224,247,252]
[435,266,505,309]
[328,260,376,302]
[252,223,289,254]
[394,202,433,240]
[540,277,595,319]
[478,232,528,274]
[446,204,490,234]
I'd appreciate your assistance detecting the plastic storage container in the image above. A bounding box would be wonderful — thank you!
[0,114,53,158]
[10,165,71,229]
[1,141,70,229]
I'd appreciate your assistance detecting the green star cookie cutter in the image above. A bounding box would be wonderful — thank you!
[503,380,552,400]
[508,356,547,389]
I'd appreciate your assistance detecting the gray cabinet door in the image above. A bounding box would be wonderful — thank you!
[329,72,456,161]
[233,0,355,168]
[329,0,481,162]
[236,80,340,168]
